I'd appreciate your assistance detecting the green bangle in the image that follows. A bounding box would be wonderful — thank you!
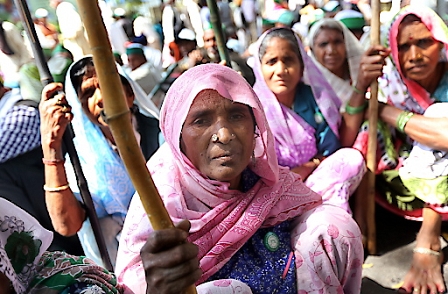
[345,101,368,115]
[352,84,364,95]
[396,111,414,133]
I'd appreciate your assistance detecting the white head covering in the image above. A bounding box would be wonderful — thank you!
[34,8,49,18]
[307,18,364,110]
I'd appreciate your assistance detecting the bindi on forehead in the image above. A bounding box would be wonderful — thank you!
[398,22,432,44]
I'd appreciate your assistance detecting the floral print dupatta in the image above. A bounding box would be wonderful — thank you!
[0,198,122,294]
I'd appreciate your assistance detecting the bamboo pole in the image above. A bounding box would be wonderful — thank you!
[366,0,381,255]
[206,0,232,66]
[75,0,196,292]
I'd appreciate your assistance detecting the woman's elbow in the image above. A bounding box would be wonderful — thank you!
[52,219,83,236]
[50,209,85,236]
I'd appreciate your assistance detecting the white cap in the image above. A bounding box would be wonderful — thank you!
[113,7,126,17]
[177,28,196,41]
[35,8,49,18]
[322,0,340,12]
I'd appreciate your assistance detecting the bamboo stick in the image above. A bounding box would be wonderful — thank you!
[366,0,381,255]
[75,0,196,292]
[206,0,232,66]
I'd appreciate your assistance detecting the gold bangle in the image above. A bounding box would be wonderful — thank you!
[43,184,70,192]
[312,158,321,165]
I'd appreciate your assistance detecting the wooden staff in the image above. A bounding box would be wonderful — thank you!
[366,0,381,255]
[14,0,113,271]
[75,0,197,292]
[206,0,232,66]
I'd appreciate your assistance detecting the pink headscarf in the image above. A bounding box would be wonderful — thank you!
[252,27,341,168]
[388,5,448,110]
[116,64,321,288]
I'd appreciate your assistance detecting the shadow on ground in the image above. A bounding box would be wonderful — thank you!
[361,205,448,293]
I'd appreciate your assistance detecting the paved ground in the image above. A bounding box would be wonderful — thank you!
[361,205,448,293]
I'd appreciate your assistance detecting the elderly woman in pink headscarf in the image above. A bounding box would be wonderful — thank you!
[115,64,363,293]
[252,27,383,213]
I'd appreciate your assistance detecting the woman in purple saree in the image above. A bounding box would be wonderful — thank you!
[252,27,370,213]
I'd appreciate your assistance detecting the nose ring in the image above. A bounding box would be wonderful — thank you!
[416,53,423,59]
[212,134,219,142]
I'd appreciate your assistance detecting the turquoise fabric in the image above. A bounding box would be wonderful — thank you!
[293,83,340,156]
[433,70,448,102]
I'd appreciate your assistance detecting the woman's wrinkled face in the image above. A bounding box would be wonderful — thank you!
[312,28,346,74]
[78,70,134,127]
[397,20,442,84]
[180,90,255,190]
[261,37,303,100]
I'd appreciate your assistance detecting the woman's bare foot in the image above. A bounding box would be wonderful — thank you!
[401,249,444,294]
[401,208,446,294]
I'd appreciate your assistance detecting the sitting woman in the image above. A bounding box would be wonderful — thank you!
[115,64,364,293]
[39,56,160,267]
[307,18,365,109]
[353,6,448,294]
[252,27,377,213]
[0,198,122,294]
[307,18,391,111]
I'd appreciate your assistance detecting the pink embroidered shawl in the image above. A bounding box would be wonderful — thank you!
[384,5,448,111]
[252,28,341,168]
[115,64,322,292]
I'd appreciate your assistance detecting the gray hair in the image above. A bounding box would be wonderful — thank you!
[258,28,301,62]
[308,19,344,49]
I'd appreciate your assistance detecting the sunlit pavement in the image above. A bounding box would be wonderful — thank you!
[361,205,448,293]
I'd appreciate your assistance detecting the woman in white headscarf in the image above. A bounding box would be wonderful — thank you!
[307,18,388,112]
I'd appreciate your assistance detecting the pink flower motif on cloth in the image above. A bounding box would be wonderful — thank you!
[213,280,232,287]
[346,229,356,238]
[309,249,324,263]
[350,257,363,270]
[295,250,304,268]
[327,224,339,239]
[322,238,334,254]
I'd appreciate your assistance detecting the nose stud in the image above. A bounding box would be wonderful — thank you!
[416,53,423,60]
[211,133,235,143]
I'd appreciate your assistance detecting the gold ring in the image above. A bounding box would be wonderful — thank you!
[413,288,420,292]
[62,105,68,112]
[56,97,63,105]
